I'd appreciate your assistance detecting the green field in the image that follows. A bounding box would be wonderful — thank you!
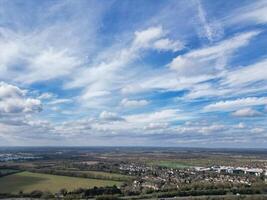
[149,160,192,169]
[0,171,122,194]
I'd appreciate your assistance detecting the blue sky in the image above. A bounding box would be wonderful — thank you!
[0,0,266,147]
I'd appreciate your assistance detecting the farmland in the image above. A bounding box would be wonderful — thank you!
[0,171,122,193]
[149,160,192,169]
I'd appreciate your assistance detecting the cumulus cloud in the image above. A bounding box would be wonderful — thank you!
[232,108,263,117]
[0,82,42,114]
[120,98,149,108]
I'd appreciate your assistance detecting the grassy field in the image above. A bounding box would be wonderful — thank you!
[149,160,192,169]
[0,171,122,194]
[29,169,133,181]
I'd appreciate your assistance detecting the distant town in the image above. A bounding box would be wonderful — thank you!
[0,153,41,162]
[119,162,267,191]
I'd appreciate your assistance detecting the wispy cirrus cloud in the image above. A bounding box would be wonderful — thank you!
[169,30,260,77]
[225,0,267,25]
[194,0,223,42]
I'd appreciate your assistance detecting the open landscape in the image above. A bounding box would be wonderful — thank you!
[0,0,267,199]
[0,147,266,199]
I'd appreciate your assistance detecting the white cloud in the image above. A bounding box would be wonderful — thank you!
[19,48,81,84]
[227,0,267,25]
[134,27,184,52]
[0,82,42,114]
[0,37,20,73]
[38,92,55,100]
[250,127,265,134]
[204,97,267,112]
[133,26,165,48]
[0,28,82,84]
[195,0,223,42]
[185,82,231,99]
[99,111,125,122]
[183,57,267,100]
[223,59,267,86]
[232,108,263,117]
[169,31,260,77]
[121,72,213,95]
[120,98,149,108]
[0,81,25,98]
[81,90,111,100]
[153,38,184,52]
[0,0,106,86]
[126,109,182,124]
[47,98,73,105]
[235,122,246,129]
[177,123,226,135]
[144,122,169,130]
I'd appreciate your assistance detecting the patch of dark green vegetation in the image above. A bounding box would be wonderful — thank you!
[0,168,20,177]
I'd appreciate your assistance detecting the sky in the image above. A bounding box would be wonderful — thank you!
[0,0,266,147]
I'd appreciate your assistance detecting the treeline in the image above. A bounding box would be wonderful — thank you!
[0,168,21,177]
[0,185,122,199]
[156,187,261,198]
[0,184,265,200]
[28,168,131,181]
[119,187,264,200]
[119,181,266,199]
[72,162,130,175]
[144,187,264,198]
[68,185,122,198]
